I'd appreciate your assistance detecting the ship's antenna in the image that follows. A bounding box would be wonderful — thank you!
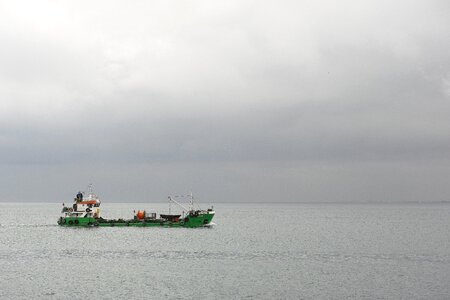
[189,191,194,211]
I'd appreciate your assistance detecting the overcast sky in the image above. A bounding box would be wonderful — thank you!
[0,0,449,203]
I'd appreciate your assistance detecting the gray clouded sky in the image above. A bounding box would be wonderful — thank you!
[1,0,449,202]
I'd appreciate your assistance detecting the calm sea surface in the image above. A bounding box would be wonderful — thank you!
[0,202,449,299]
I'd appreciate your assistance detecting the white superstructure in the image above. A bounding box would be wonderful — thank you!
[61,184,101,218]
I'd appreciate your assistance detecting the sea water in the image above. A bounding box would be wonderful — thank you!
[0,202,449,299]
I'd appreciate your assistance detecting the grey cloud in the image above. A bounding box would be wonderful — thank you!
[0,0,449,202]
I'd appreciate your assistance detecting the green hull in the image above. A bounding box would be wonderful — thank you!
[58,213,214,228]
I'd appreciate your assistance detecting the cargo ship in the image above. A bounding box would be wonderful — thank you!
[57,185,215,228]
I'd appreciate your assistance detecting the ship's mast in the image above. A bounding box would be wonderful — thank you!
[189,191,194,211]
[168,196,171,214]
[87,183,93,196]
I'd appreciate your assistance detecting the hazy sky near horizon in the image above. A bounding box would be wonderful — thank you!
[1,0,449,202]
